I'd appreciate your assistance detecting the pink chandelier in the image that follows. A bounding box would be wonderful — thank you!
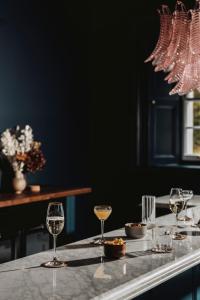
[145,0,200,96]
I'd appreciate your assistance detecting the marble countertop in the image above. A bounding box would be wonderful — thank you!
[1,209,200,300]
[156,194,200,208]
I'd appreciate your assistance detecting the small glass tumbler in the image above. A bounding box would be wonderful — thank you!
[190,207,200,227]
[152,226,173,253]
[142,195,156,229]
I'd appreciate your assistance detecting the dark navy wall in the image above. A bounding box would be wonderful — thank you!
[0,0,90,187]
[0,0,171,196]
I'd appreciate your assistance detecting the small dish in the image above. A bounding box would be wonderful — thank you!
[104,239,126,259]
[125,223,147,239]
[29,185,41,193]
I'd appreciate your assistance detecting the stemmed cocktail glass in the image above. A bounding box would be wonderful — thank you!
[42,202,67,268]
[169,188,185,239]
[94,205,112,244]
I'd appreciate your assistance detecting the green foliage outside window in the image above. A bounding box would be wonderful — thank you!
[193,102,200,154]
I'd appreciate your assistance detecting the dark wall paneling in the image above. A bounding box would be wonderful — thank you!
[149,98,180,165]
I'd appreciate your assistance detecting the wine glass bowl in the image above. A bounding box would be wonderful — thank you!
[169,198,184,215]
[94,205,112,221]
[46,215,64,235]
[42,202,67,268]
[182,190,193,221]
[94,205,112,244]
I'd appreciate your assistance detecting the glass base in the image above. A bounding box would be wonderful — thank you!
[172,233,186,240]
[41,259,67,268]
[184,216,192,221]
[91,238,104,245]
[177,215,192,222]
[152,246,173,253]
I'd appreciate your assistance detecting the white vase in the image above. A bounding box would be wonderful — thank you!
[12,171,27,194]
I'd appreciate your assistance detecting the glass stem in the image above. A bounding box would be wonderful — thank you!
[185,201,188,217]
[101,220,104,241]
[53,234,57,260]
[176,213,178,233]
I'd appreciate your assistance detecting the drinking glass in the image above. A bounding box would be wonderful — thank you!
[169,188,185,239]
[187,207,200,227]
[182,190,193,221]
[94,205,112,244]
[42,202,67,268]
[152,225,173,253]
[142,195,156,229]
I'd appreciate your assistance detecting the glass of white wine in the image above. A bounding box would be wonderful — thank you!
[169,188,185,239]
[42,202,67,268]
[94,205,112,244]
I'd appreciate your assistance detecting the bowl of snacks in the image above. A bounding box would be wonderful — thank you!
[125,223,147,239]
[104,238,126,259]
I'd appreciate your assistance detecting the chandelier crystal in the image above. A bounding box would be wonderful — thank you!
[145,0,200,96]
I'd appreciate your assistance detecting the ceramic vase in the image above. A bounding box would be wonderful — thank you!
[12,171,27,194]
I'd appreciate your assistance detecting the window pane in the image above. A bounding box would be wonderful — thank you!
[183,98,200,160]
[192,90,200,98]
[183,128,200,156]
[193,129,200,154]
[194,102,200,126]
[186,90,200,99]
[184,100,200,127]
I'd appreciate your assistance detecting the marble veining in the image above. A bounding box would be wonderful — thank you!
[1,208,200,299]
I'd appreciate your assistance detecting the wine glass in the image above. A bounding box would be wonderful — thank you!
[182,190,193,221]
[94,205,112,244]
[169,188,185,239]
[42,202,67,268]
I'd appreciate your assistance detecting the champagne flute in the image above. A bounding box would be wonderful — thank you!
[94,205,112,244]
[169,188,185,239]
[42,202,67,268]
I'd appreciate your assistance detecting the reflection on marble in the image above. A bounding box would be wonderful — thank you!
[48,270,61,300]
[93,257,112,279]
[0,208,200,299]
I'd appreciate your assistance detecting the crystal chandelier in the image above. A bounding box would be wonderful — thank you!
[145,0,200,96]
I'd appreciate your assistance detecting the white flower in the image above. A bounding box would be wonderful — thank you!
[0,129,16,156]
[0,124,34,172]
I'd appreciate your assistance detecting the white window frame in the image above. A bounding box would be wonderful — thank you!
[183,95,200,161]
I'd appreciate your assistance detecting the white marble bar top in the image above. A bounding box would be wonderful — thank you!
[156,194,200,208]
[1,209,200,300]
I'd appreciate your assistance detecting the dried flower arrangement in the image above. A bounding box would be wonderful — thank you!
[0,125,46,175]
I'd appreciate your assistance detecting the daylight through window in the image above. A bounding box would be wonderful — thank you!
[183,90,200,160]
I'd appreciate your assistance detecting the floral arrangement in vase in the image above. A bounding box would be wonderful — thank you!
[0,125,46,194]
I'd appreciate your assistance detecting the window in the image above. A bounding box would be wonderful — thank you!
[183,90,200,161]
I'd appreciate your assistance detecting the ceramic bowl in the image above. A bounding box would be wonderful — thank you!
[104,240,126,259]
[125,223,147,239]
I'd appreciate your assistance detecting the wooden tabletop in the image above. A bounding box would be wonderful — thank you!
[0,186,92,208]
